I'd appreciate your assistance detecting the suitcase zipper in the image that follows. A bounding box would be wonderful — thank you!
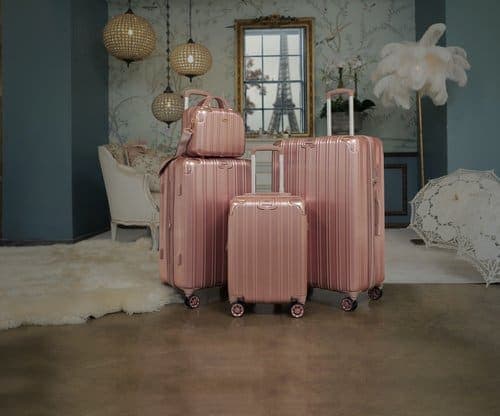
[368,139,376,287]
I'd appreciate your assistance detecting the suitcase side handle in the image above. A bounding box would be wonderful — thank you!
[182,89,210,109]
[325,88,355,136]
[374,191,382,237]
[250,145,284,193]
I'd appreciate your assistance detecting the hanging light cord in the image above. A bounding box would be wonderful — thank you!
[166,0,171,88]
[188,0,192,40]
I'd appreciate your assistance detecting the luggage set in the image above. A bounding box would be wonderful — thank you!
[159,88,384,316]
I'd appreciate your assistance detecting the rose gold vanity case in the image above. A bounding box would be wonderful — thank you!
[273,89,385,311]
[181,88,210,130]
[227,146,308,318]
[159,157,251,308]
[177,95,245,158]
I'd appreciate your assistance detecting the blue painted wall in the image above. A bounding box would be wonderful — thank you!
[446,0,500,175]
[71,0,109,239]
[2,0,108,241]
[2,0,73,241]
[415,0,447,182]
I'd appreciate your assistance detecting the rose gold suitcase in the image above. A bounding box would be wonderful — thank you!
[273,89,385,311]
[176,96,245,158]
[159,157,250,308]
[227,145,307,318]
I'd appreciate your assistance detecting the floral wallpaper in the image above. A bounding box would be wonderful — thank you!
[107,0,416,152]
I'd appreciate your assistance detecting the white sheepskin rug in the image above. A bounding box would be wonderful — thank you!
[0,238,181,330]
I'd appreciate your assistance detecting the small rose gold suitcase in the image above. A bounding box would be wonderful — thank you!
[176,95,245,158]
[273,89,385,311]
[227,146,307,318]
[159,157,250,308]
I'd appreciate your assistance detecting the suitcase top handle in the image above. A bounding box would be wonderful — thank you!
[326,88,355,136]
[198,95,231,110]
[250,145,284,194]
[182,89,210,109]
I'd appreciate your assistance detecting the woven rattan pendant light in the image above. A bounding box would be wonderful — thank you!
[152,0,183,126]
[170,0,212,82]
[103,0,156,66]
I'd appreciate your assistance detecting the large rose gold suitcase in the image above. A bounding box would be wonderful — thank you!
[159,157,250,308]
[176,95,245,158]
[273,89,385,311]
[227,146,308,318]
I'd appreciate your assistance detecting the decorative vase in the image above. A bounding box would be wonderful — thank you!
[331,112,363,134]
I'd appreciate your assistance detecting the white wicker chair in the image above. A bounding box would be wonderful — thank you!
[98,146,159,250]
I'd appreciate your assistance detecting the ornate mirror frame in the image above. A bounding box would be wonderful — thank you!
[235,15,314,138]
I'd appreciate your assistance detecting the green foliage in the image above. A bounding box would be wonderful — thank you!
[319,97,376,118]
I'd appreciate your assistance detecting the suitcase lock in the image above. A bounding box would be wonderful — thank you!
[258,199,277,210]
[300,141,316,149]
[217,160,233,169]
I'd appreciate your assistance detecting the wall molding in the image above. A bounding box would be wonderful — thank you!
[0,227,109,246]
[384,163,408,216]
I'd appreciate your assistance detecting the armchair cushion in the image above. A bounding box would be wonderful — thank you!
[130,152,173,193]
[124,144,148,165]
[105,143,127,165]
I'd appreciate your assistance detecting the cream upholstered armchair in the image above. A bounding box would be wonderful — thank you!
[98,145,160,250]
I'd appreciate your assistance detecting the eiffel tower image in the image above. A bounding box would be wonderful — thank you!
[267,33,300,133]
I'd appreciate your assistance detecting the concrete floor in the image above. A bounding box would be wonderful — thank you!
[1,285,499,415]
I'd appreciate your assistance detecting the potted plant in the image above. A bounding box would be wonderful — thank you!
[320,56,375,133]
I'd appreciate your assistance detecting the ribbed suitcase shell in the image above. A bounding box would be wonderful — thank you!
[182,97,245,158]
[227,194,308,304]
[159,157,250,296]
[273,136,385,296]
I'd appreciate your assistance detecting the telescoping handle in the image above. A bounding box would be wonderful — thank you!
[326,88,355,136]
[250,145,284,194]
[182,89,210,109]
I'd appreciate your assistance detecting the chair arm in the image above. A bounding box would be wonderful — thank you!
[99,146,159,225]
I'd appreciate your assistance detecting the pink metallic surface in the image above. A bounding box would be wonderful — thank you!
[227,194,308,305]
[273,136,385,297]
[326,88,355,98]
[181,97,245,158]
[159,157,251,297]
[228,146,307,306]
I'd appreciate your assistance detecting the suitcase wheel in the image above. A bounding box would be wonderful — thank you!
[368,286,383,301]
[340,297,358,312]
[185,294,201,309]
[290,302,305,319]
[230,302,245,318]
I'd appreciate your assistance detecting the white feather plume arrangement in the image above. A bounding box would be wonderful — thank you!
[372,23,471,109]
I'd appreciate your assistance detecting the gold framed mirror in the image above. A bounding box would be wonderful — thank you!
[235,15,314,138]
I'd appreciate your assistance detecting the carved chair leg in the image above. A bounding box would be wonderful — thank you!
[111,222,118,241]
[150,225,159,251]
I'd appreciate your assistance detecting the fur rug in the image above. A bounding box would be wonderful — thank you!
[0,238,181,330]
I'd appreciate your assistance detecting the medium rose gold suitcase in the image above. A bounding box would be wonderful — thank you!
[273,89,385,311]
[159,157,250,308]
[227,146,307,318]
[176,96,245,158]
